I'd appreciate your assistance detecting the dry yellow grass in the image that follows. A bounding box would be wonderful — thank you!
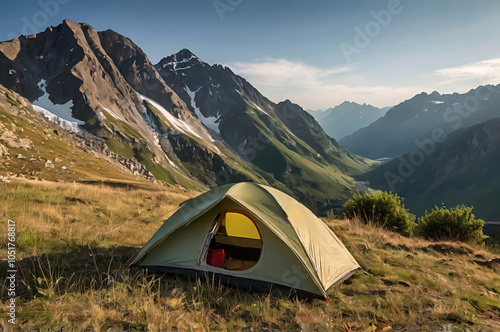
[0,180,499,331]
[0,178,195,257]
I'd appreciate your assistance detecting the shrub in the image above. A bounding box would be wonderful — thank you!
[417,205,487,244]
[342,191,415,236]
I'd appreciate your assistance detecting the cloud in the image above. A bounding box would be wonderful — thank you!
[226,58,420,109]
[435,58,500,86]
[228,58,352,88]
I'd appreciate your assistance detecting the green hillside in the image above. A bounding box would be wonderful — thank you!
[362,118,500,220]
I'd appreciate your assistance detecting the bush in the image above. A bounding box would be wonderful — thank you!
[417,205,487,244]
[342,191,415,236]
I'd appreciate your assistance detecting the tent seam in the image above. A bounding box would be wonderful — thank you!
[226,193,327,297]
[256,185,328,295]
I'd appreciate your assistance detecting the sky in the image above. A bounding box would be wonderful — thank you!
[1,0,500,110]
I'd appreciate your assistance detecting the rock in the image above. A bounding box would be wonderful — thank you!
[0,143,9,157]
[0,176,11,183]
[29,158,37,162]
[61,165,67,170]
[44,160,54,168]
[0,130,32,149]
[55,157,62,163]
[16,153,25,159]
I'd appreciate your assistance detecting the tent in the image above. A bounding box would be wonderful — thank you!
[131,182,360,299]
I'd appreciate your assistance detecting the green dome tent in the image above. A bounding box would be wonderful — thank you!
[131,182,360,299]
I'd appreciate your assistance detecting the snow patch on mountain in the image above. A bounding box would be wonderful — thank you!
[178,55,196,64]
[32,105,83,134]
[162,56,197,70]
[138,94,201,139]
[185,86,220,135]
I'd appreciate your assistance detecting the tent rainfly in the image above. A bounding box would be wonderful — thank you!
[131,182,360,299]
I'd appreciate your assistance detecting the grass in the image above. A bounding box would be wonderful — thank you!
[1,179,499,331]
[4,90,21,107]
[104,138,136,160]
[0,179,194,258]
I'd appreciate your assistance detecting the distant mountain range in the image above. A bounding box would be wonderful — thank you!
[362,117,500,220]
[306,83,500,222]
[340,86,500,159]
[307,102,390,140]
[346,84,500,221]
[0,19,371,212]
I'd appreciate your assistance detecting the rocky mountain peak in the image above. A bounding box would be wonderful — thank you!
[429,91,441,98]
[157,48,204,71]
[176,48,200,61]
[280,99,295,107]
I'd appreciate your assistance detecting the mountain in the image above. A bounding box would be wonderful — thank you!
[308,102,389,140]
[340,86,500,159]
[362,117,500,220]
[0,20,371,212]
[306,108,330,122]
[155,48,371,209]
[0,20,261,191]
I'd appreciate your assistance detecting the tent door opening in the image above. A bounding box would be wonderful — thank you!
[202,211,262,271]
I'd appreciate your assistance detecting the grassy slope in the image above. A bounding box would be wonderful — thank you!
[0,104,155,186]
[245,105,372,211]
[1,180,499,331]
